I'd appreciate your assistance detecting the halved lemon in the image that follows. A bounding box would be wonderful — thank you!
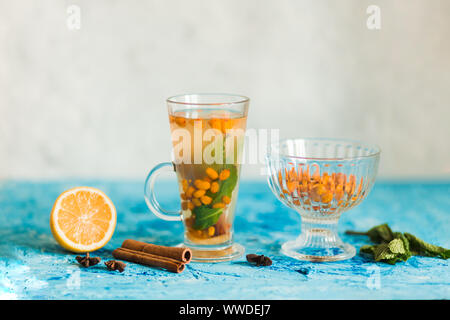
[50,187,117,253]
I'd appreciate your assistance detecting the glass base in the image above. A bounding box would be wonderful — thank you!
[178,243,245,263]
[282,240,355,262]
[281,219,356,262]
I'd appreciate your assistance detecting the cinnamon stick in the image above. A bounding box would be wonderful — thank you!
[121,239,192,263]
[112,247,185,273]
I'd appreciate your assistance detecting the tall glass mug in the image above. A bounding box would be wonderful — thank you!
[145,94,249,262]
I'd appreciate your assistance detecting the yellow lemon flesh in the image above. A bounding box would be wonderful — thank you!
[50,187,116,253]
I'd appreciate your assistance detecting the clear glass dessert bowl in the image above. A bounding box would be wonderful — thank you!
[266,138,380,262]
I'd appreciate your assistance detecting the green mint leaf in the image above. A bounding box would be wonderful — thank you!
[210,165,238,204]
[367,224,395,243]
[366,238,411,264]
[384,257,403,265]
[394,232,412,261]
[404,233,450,259]
[192,206,223,230]
[388,238,406,254]
[360,245,377,255]
[374,243,397,261]
[347,224,395,243]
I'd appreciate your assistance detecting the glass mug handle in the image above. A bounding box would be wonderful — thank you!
[144,162,182,221]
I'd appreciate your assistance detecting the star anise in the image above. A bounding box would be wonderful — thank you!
[105,260,126,272]
[246,254,272,266]
[75,252,101,267]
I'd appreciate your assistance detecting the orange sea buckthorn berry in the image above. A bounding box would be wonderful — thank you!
[345,182,355,195]
[180,193,188,200]
[206,167,219,180]
[207,226,215,236]
[188,202,195,210]
[222,195,231,204]
[336,173,346,185]
[200,195,212,205]
[209,119,222,131]
[186,186,195,199]
[175,117,186,127]
[356,177,364,194]
[221,119,234,133]
[195,230,203,237]
[203,181,211,190]
[322,173,329,184]
[182,179,189,192]
[194,179,210,190]
[335,185,344,201]
[277,170,283,186]
[287,181,298,193]
[321,192,333,204]
[297,166,303,180]
[350,184,356,195]
[299,184,307,194]
[303,165,310,181]
[288,167,297,181]
[327,178,335,191]
[181,202,188,210]
[192,198,202,207]
[193,189,206,198]
[193,179,203,189]
[311,164,320,180]
[213,202,225,209]
[312,184,326,196]
[204,177,212,183]
[210,182,220,194]
[219,169,230,180]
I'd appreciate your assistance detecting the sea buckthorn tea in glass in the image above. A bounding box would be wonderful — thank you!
[145,94,249,262]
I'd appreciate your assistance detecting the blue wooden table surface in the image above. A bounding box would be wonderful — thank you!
[0,180,449,300]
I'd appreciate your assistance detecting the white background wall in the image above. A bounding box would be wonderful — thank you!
[1,0,449,180]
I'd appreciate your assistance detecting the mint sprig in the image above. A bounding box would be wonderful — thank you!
[346,224,449,264]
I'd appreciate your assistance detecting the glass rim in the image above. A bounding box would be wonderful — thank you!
[268,137,381,161]
[166,93,250,106]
